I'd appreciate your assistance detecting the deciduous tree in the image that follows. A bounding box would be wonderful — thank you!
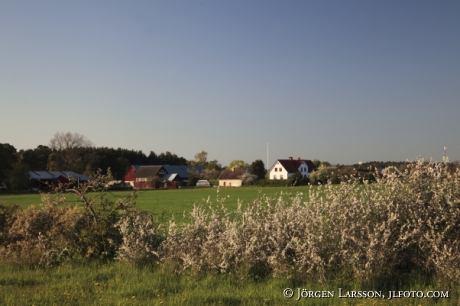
[227,160,249,170]
[192,150,208,166]
[312,159,321,168]
[240,173,258,186]
[49,132,94,171]
[309,164,337,184]
[206,160,222,171]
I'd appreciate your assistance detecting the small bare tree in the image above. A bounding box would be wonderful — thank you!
[49,132,93,171]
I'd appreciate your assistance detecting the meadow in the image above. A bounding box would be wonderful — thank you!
[0,186,311,223]
[0,261,456,306]
[1,159,460,305]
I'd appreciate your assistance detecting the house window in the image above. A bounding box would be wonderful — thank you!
[274,175,277,180]
[275,168,278,172]
[280,175,283,179]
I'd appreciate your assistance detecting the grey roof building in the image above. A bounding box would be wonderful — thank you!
[29,171,91,191]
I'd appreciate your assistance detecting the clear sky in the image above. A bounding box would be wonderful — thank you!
[1,0,459,167]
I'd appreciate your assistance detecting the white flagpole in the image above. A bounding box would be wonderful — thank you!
[267,141,269,170]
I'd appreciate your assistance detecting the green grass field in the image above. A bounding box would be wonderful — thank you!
[1,185,458,305]
[0,262,455,306]
[0,186,313,223]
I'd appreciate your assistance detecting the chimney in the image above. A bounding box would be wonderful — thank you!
[288,157,293,160]
[297,157,301,161]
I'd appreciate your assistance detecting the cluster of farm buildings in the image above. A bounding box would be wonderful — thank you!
[28,157,317,191]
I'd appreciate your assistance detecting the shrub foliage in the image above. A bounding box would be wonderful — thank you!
[160,156,460,283]
[0,157,459,285]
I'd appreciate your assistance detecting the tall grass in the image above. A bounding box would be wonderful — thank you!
[0,262,457,305]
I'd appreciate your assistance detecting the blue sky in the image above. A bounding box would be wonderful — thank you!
[1,0,459,167]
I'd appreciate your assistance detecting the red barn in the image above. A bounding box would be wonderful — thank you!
[123,165,142,187]
[124,165,205,189]
[133,166,166,189]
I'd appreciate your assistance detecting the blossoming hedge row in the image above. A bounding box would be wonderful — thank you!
[1,158,459,284]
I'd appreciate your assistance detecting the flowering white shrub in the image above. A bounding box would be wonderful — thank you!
[158,156,460,283]
[0,172,141,265]
[1,156,459,284]
[115,211,163,263]
[1,194,81,266]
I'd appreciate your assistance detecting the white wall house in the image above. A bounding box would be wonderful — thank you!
[268,157,316,180]
[218,169,247,187]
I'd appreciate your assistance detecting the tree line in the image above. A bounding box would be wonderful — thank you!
[0,132,267,191]
[0,132,189,191]
[4,132,455,191]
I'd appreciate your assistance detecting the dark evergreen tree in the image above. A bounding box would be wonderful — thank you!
[0,143,17,187]
[19,145,51,171]
[249,159,266,180]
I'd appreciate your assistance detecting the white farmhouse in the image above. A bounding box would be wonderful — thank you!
[218,169,247,187]
[268,157,316,180]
